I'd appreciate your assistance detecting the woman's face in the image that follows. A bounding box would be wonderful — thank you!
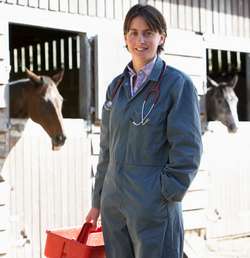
[124,16,165,70]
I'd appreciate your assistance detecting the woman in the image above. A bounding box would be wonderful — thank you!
[86,4,202,258]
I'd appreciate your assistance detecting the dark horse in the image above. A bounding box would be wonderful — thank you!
[206,75,239,133]
[9,69,66,150]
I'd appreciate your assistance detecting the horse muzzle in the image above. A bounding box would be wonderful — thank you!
[52,134,66,150]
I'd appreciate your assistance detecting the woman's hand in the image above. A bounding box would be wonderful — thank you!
[85,208,100,227]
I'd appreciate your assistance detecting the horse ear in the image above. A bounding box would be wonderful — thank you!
[51,70,64,86]
[230,74,238,89]
[25,68,43,86]
[207,76,219,87]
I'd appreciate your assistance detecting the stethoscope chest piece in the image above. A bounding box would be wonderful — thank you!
[104,100,113,111]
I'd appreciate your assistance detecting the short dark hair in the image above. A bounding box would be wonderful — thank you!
[123,4,167,54]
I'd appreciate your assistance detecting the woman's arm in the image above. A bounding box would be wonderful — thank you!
[161,76,203,202]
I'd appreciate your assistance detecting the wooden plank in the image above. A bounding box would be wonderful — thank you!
[199,0,206,33]
[106,0,114,19]
[166,30,204,57]
[155,0,163,12]
[39,0,48,9]
[122,0,131,19]
[28,0,38,7]
[212,0,219,34]
[185,0,193,30]
[238,0,244,37]
[184,233,208,256]
[22,134,33,258]
[205,0,213,33]
[69,0,78,14]
[0,205,9,231]
[91,154,99,177]
[0,230,10,254]
[164,55,204,76]
[203,123,250,238]
[178,0,185,30]
[225,0,232,36]
[90,134,100,155]
[231,0,239,37]
[114,0,123,20]
[88,0,97,16]
[0,181,10,205]
[79,0,87,15]
[170,0,178,28]
[218,0,226,35]
[0,42,4,60]
[162,0,171,29]
[96,0,105,17]
[189,170,209,191]
[191,76,205,95]
[59,0,68,12]
[17,0,27,5]
[243,0,250,38]
[182,190,208,211]
[130,0,138,7]
[49,0,59,11]
[192,0,200,32]
[0,85,7,108]
[183,209,207,230]
[5,0,16,4]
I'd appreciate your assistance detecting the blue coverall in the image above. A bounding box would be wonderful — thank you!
[93,57,203,258]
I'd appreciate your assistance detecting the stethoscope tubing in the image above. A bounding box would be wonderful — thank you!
[132,62,166,126]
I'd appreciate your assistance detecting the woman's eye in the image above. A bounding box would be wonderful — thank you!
[128,31,137,37]
[145,31,154,36]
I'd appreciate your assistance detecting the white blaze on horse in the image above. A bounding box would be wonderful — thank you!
[206,75,239,133]
[8,69,66,150]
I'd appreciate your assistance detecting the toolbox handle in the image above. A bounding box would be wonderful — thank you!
[76,222,102,244]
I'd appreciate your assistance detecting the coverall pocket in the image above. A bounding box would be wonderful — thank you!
[160,169,170,202]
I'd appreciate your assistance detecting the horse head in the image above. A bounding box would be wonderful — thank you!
[206,75,239,133]
[25,69,66,150]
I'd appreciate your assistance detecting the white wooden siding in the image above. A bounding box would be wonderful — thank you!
[1,119,92,258]
[1,0,250,39]
[203,122,250,238]
[164,30,206,95]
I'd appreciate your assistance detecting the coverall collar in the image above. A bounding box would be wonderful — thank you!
[122,56,165,101]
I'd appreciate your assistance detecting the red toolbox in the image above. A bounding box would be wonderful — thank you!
[44,222,105,258]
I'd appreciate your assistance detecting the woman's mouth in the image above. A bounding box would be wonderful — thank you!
[135,47,148,52]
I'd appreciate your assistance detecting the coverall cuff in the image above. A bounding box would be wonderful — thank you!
[92,197,101,209]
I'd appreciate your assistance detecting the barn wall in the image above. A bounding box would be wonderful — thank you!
[147,0,250,39]
[1,0,250,39]
[0,20,11,258]
[204,122,250,238]
[1,119,92,258]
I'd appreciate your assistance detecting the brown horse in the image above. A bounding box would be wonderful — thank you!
[9,69,66,150]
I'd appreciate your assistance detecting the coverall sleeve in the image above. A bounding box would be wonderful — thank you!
[160,77,203,202]
[92,88,111,209]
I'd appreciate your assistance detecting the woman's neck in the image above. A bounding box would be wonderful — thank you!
[132,56,156,73]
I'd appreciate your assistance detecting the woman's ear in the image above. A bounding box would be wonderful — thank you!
[159,34,166,46]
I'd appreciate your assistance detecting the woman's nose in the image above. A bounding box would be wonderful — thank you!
[138,34,145,43]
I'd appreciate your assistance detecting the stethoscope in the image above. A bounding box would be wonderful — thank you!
[104,61,167,126]
[132,61,166,126]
